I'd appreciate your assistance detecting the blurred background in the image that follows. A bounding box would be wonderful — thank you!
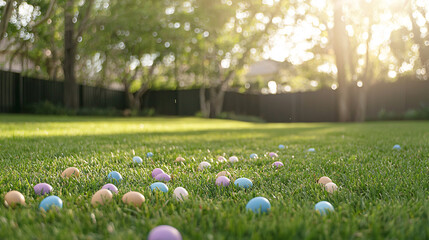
[0,0,428,122]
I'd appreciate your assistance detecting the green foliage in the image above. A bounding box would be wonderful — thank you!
[26,100,76,115]
[377,105,429,120]
[216,112,266,123]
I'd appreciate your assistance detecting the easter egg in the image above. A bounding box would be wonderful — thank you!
[307,148,316,152]
[229,156,239,163]
[147,152,154,158]
[102,183,118,194]
[154,173,171,182]
[150,182,169,193]
[246,197,271,213]
[39,196,62,211]
[325,182,338,193]
[34,183,53,196]
[217,156,227,162]
[152,168,165,178]
[215,176,230,187]
[315,201,334,215]
[198,161,211,171]
[61,167,80,178]
[148,225,182,240]
[107,171,122,183]
[133,156,143,164]
[216,171,231,178]
[173,187,189,201]
[4,191,25,208]
[250,153,258,159]
[272,161,284,168]
[91,189,113,206]
[393,144,401,150]
[234,178,253,189]
[175,157,185,162]
[279,144,285,149]
[317,176,332,185]
[122,191,145,207]
[268,152,278,158]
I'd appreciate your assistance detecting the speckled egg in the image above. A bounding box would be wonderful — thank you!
[150,182,169,193]
[122,191,145,207]
[216,171,231,178]
[154,173,171,182]
[61,167,80,178]
[148,225,182,240]
[147,152,154,158]
[198,161,211,171]
[325,182,338,193]
[317,176,332,185]
[216,176,230,187]
[91,189,113,206]
[315,201,334,215]
[175,157,185,162]
[34,183,53,196]
[279,144,285,149]
[268,152,278,158]
[152,168,165,178]
[250,153,258,159]
[272,161,284,168]
[246,197,271,213]
[39,196,62,211]
[217,156,227,162]
[234,178,253,189]
[107,171,123,183]
[102,183,118,194]
[173,187,189,201]
[229,156,239,163]
[4,191,25,207]
[133,156,143,164]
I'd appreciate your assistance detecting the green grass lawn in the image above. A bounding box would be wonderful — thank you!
[0,114,429,240]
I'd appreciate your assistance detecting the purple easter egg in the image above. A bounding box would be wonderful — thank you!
[152,168,165,178]
[269,152,278,158]
[102,183,118,194]
[34,183,53,196]
[272,161,284,168]
[155,173,171,182]
[215,176,230,187]
[148,225,182,240]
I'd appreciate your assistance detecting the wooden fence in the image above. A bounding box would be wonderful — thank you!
[1,70,429,122]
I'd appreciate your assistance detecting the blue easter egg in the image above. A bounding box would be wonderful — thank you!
[250,153,258,159]
[150,182,169,193]
[393,144,401,150]
[246,197,270,213]
[133,156,143,164]
[39,196,63,211]
[279,144,285,149]
[108,171,123,183]
[315,201,334,216]
[234,178,253,189]
[147,152,154,158]
[307,148,316,152]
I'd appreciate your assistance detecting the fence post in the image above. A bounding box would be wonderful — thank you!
[79,85,83,108]
[14,73,23,113]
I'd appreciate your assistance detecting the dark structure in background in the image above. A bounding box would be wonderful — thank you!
[1,70,429,122]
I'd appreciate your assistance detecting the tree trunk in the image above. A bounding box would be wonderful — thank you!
[63,0,78,109]
[0,0,16,41]
[199,86,210,117]
[333,0,350,122]
[355,86,367,122]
